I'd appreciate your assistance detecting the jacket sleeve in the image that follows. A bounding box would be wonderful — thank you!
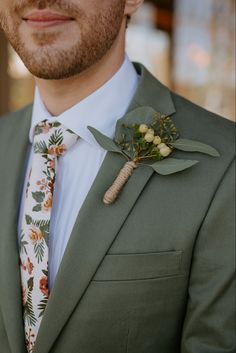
[181,157,235,353]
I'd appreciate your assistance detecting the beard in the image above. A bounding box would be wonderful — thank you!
[0,0,125,79]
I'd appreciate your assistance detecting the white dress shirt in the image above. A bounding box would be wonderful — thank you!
[18,55,139,289]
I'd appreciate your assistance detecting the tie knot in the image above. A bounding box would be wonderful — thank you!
[33,119,79,157]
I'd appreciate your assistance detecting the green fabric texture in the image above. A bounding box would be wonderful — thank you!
[0,63,235,353]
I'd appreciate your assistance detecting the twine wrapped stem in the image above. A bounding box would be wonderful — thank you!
[103,160,137,205]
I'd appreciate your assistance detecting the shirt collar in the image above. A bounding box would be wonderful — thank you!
[29,55,139,148]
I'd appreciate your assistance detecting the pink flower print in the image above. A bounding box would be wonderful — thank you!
[36,176,55,195]
[26,257,34,275]
[39,276,49,298]
[29,226,43,244]
[48,144,67,157]
[21,257,34,275]
[20,259,26,271]
[36,178,47,191]
[48,159,55,171]
[42,193,53,212]
[26,327,35,353]
[42,122,50,134]
[22,286,28,306]
[34,121,50,137]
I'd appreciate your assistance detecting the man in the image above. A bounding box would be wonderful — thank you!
[0,1,235,352]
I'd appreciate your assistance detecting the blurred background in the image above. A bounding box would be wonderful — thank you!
[0,0,235,121]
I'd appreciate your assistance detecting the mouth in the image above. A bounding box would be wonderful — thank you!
[22,10,75,29]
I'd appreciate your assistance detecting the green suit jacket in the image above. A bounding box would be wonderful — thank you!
[0,63,235,353]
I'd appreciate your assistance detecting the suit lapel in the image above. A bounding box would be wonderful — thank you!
[0,105,32,353]
[131,62,176,116]
[33,63,176,353]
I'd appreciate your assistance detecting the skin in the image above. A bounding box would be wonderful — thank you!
[0,0,143,116]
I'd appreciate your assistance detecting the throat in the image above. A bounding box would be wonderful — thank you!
[34,50,125,116]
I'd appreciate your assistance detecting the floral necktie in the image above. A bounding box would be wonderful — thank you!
[19,119,79,352]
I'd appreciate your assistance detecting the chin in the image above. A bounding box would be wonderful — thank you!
[24,60,83,80]
[25,66,71,80]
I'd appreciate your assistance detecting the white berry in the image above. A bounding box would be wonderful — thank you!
[160,146,172,157]
[147,128,155,135]
[139,124,148,133]
[153,136,162,145]
[144,133,155,142]
[157,143,167,150]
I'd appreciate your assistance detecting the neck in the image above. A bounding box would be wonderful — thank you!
[34,21,126,117]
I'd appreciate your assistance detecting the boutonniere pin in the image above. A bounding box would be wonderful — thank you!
[88,107,220,205]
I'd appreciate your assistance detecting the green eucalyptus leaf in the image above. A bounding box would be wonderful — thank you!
[87,126,123,154]
[150,158,199,175]
[169,138,220,157]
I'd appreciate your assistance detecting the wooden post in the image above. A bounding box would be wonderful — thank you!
[0,31,10,116]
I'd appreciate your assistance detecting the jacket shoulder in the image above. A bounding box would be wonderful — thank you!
[170,91,235,157]
[0,104,33,133]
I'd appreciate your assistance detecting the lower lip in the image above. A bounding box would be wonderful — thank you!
[24,19,73,29]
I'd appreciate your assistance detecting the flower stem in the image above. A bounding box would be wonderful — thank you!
[103,161,137,205]
[135,154,161,162]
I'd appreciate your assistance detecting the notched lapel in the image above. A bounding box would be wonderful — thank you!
[132,62,176,117]
[0,105,32,353]
[34,63,177,353]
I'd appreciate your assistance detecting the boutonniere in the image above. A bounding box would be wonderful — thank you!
[88,107,220,205]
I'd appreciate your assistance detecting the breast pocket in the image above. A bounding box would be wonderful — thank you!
[93,250,183,281]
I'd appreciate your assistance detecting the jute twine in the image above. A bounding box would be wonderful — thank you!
[103,160,137,205]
